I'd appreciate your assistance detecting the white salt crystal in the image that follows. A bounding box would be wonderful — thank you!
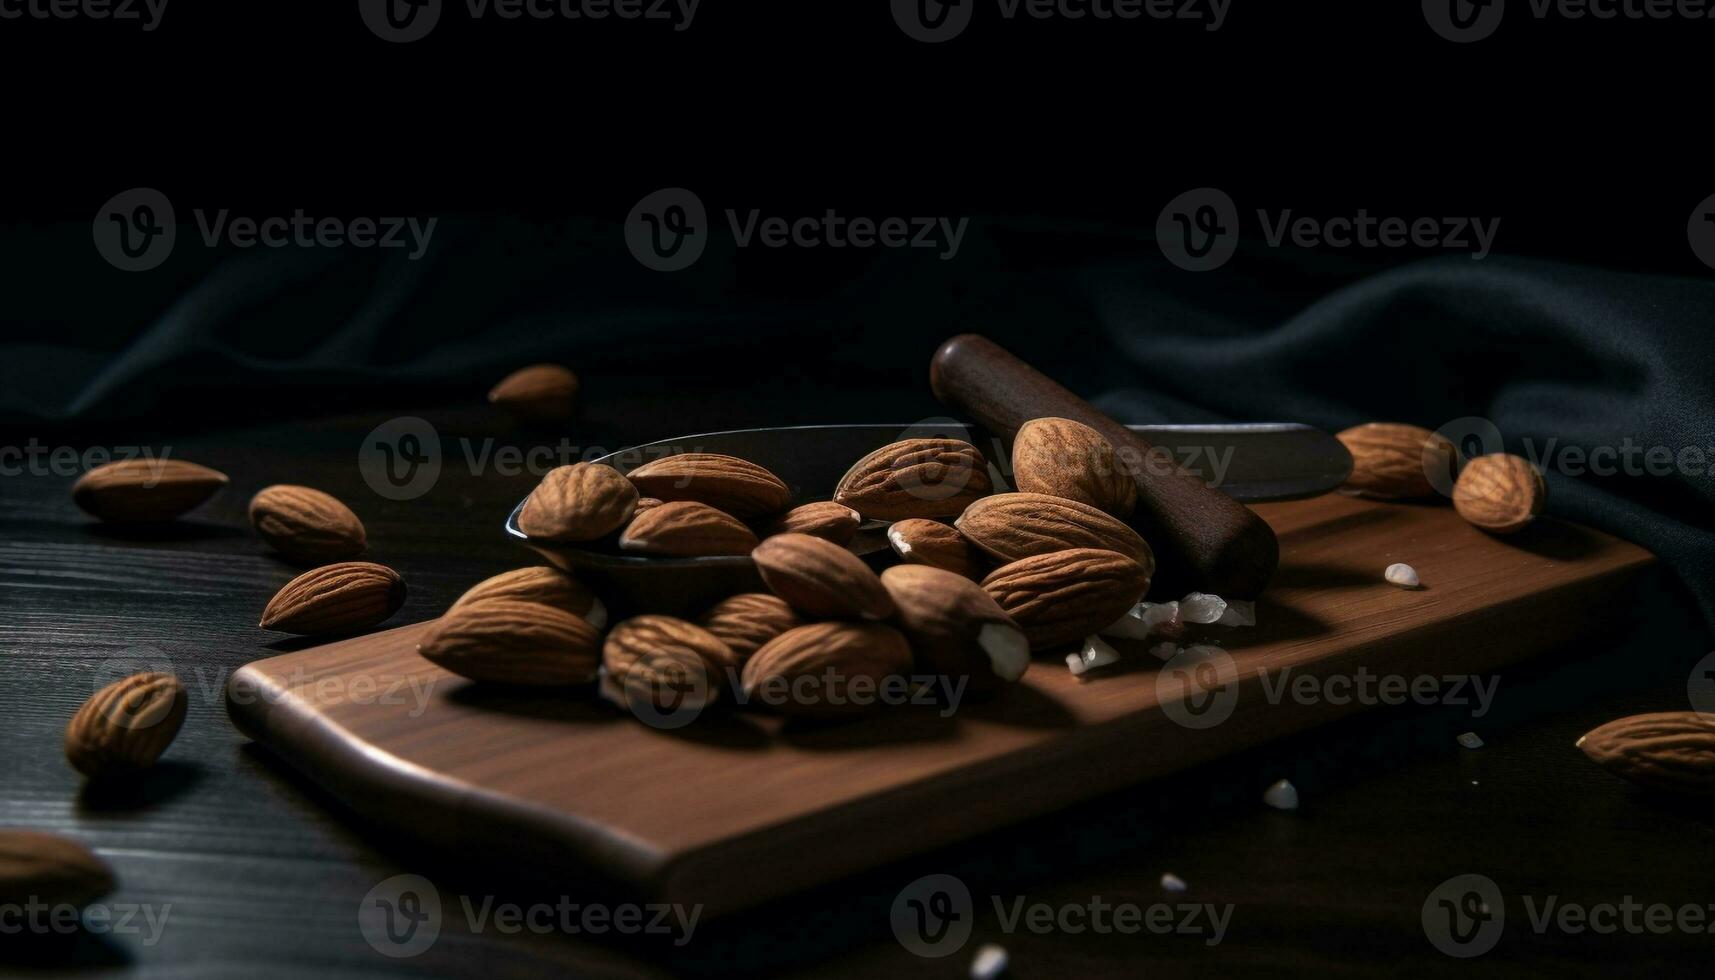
[1066,637,1121,677]
[1263,778,1299,810]
[1099,604,1153,640]
[970,944,1009,980]
[1385,563,1421,589]
[1179,592,1228,624]
[1217,599,1255,627]
[1457,731,1484,749]
[1141,601,1180,630]
[1160,872,1187,893]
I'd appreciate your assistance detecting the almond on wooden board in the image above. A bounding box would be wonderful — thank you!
[450,566,607,629]
[70,458,228,523]
[886,518,986,580]
[696,593,802,662]
[752,533,895,621]
[259,561,407,635]
[982,548,1153,651]
[760,501,862,546]
[1012,417,1137,517]
[625,454,792,520]
[618,501,759,557]
[1453,453,1545,534]
[833,438,992,521]
[1578,712,1715,795]
[489,363,579,424]
[1336,422,1459,499]
[881,565,1029,698]
[956,492,1154,571]
[740,621,913,719]
[0,830,116,909]
[419,598,601,686]
[248,485,367,563]
[518,463,639,542]
[64,672,187,778]
[603,616,737,713]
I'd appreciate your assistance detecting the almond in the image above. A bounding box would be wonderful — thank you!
[618,501,759,557]
[833,438,992,521]
[518,463,639,542]
[1578,712,1715,795]
[956,492,1154,570]
[752,533,895,620]
[625,453,791,520]
[70,458,228,523]
[248,484,366,563]
[635,497,665,515]
[1336,422,1459,499]
[1012,417,1137,517]
[449,566,607,629]
[419,598,601,685]
[0,831,115,909]
[982,548,1153,650]
[259,561,407,635]
[603,616,737,713]
[64,672,187,777]
[489,363,579,424]
[740,622,914,718]
[881,565,1029,698]
[696,593,802,662]
[886,518,987,580]
[1453,453,1545,534]
[761,501,862,545]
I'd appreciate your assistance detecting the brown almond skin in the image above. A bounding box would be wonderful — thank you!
[419,598,601,686]
[752,533,895,621]
[740,622,914,719]
[71,458,228,523]
[982,548,1152,651]
[1013,417,1138,517]
[626,454,792,520]
[833,438,992,521]
[886,518,987,580]
[1454,454,1545,534]
[957,492,1154,570]
[0,831,116,909]
[450,566,605,628]
[489,363,579,424]
[618,501,759,557]
[634,497,665,515]
[64,673,188,777]
[882,565,1029,699]
[761,502,862,546]
[696,593,802,662]
[518,463,639,543]
[1337,422,1460,499]
[259,561,407,635]
[603,616,738,710]
[248,484,367,563]
[1579,712,1715,795]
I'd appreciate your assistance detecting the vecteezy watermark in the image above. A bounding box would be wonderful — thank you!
[891,874,1232,958]
[1423,874,1505,957]
[0,441,173,479]
[891,0,1230,43]
[1424,0,1715,42]
[0,0,168,30]
[359,0,698,42]
[358,874,701,957]
[1687,652,1715,714]
[613,659,970,730]
[95,653,441,720]
[1421,416,1715,498]
[625,188,969,271]
[1689,193,1715,271]
[1424,874,1715,957]
[0,899,173,946]
[93,189,437,272]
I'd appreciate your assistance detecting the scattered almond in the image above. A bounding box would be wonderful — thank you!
[1012,417,1137,517]
[752,533,895,620]
[696,593,802,662]
[833,438,992,521]
[982,548,1153,650]
[259,561,407,634]
[70,458,228,523]
[618,500,759,557]
[489,363,579,424]
[881,565,1028,698]
[64,673,187,777]
[0,830,116,910]
[248,484,366,563]
[741,622,914,718]
[886,518,986,579]
[625,453,792,520]
[1336,422,1459,499]
[518,463,639,542]
[1578,711,1715,796]
[761,501,862,545]
[956,492,1154,569]
[449,566,606,629]
[419,598,601,685]
[1454,453,1545,534]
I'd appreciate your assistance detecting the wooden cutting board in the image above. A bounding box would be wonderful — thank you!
[226,494,1652,917]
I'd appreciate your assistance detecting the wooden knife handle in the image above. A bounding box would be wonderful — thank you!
[930,333,1279,599]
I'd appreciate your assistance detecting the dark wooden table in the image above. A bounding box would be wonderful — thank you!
[4,402,1713,978]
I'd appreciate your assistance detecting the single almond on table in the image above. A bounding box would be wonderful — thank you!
[625,453,792,520]
[696,593,802,662]
[489,363,579,424]
[956,492,1154,570]
[982,548,1153,651]
[1578,711,1715,795]
[259,561,407,634]
[0,830,116,910]
[1336,422,1459,499]
[64,672,188,778]
[1453,453,1545,534]
[752,533,895,621]
[881,565,1029,699]
[618,501,759,557]
[741,621,914,719]
[603,616,738,714]
[518,463,639,542]
[248,484,366,563]
[71,458,228,523]
[833,438,992,521]
[450,565,607,629]
[886,518,987,580]
[761,501,862,546]
[1012,417,1137,517]
[419,598,601,686]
